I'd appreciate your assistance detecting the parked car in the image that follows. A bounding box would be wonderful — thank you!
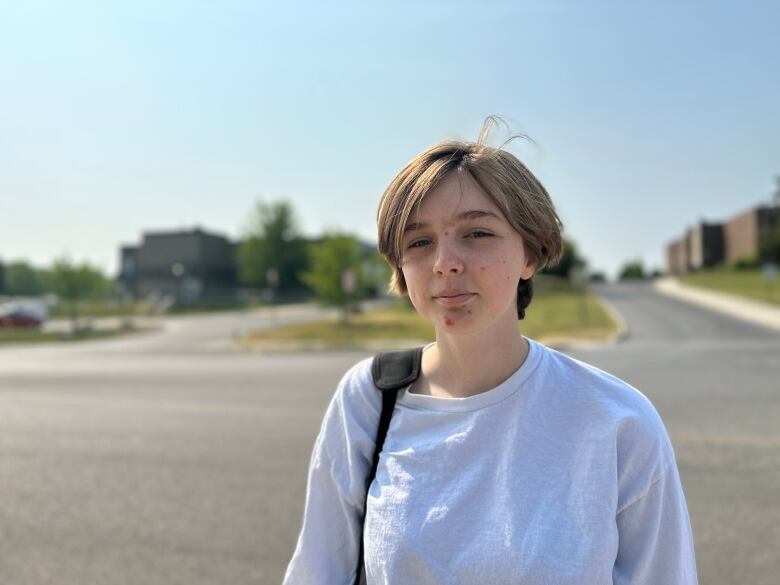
[0,300,48,329]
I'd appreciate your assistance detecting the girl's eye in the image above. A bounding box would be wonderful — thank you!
[409,230,493,248]
[408,239,431,249]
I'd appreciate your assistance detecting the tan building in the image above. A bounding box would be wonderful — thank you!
[723,205,779,263]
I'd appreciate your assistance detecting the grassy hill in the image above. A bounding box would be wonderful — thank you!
[678,267,780,306]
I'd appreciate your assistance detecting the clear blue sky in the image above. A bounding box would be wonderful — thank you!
[2,0,778,280]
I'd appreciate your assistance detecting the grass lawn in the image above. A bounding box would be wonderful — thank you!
[48,298,304,318]
[0,325,150,345]
[240,275,618,350]
[678,267,780,306]
[522,290,617,342]
[49,301,143,319]
[167,300,253,314]
[50,300,256,318]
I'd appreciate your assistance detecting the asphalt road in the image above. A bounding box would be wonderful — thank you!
[580,282,780,585]
[0,286,777,584]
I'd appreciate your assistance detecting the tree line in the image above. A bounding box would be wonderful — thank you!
[235,200,393,319]
[0,259,110,300]
[232,199,593,306]
[0,199,593,312]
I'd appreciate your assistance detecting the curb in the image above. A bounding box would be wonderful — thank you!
[232,338,432,353]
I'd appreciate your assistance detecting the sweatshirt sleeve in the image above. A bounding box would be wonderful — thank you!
[283,359,381,585]
[612,461,698,584]
[611,394,698,585]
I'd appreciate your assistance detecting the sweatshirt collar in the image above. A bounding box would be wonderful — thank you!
[396,336,543,413]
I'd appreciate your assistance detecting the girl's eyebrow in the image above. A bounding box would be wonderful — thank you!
[403,209,502,233]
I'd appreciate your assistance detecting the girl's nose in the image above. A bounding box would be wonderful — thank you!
[433,239,464,275]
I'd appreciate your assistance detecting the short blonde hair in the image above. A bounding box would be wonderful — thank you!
[376,118,564,319]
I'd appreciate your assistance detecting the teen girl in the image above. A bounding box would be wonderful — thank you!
[283,119,698,584]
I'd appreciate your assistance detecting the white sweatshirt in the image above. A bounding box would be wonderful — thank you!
[283,337,698,584]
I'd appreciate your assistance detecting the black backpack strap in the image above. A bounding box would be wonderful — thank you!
[371,345,425,391]
[354,345,425,585]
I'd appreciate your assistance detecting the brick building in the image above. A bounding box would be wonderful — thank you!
[666,205,779,274]
[665,221,725,275]
[666,237,689,275]
[723,205,779,263]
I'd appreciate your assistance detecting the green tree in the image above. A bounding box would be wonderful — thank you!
[45,257,112,332]
[4,261,47,295]
[360,249,393,298]
[649,268,665,278]
[299,233,367,321]
[758,219,780,264]
[758,176,780,263]
[618,259,646,280]
[237,200,309,293]
[539,238,587,279]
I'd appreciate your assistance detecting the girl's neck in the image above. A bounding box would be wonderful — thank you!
[419,326,529,399]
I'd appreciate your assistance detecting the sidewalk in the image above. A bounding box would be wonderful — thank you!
[653,276,780,331]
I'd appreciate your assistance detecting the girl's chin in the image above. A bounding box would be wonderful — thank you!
[435,307,477,328]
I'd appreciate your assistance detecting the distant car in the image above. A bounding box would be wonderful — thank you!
[0,300,47,329]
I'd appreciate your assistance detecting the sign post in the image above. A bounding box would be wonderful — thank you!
[570,266,590,326]
[341,269,357,334]
[762,262,777,302]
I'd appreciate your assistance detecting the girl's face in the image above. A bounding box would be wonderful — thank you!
[399,170,536,334]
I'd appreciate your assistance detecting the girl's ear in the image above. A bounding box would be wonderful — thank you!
[519,243,539,279]
[520,259,538,280]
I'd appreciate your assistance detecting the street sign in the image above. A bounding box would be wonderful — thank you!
[266,268,279,288]
[341,269,356,294]
[570,266,589,287]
